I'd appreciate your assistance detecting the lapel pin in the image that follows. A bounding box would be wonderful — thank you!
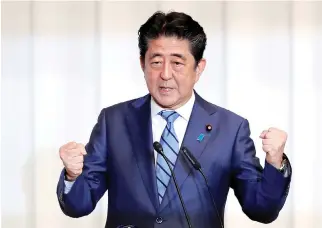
[197,133,205,142]
[206,124,212,132]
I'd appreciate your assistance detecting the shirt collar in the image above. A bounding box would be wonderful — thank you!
[150,92,195,121]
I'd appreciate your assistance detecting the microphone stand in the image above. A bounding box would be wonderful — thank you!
[154,142,193,228]
[181,147,224,228]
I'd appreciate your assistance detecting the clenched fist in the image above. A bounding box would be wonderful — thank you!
[260,127,287,169]
[59,142,87,181]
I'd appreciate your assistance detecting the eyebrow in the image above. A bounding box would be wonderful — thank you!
[149,52,186,61]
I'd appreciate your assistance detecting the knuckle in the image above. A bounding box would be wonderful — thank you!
[61,154,69,163]
[66,141,77,150]
[77,143,84,149]
[59,146,66,157]
[64,155,71,161]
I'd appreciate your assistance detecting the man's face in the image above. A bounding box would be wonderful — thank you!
[140,36,206,109]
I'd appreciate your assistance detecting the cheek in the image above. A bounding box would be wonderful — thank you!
[175,73,194,89]
[145,71,159,86]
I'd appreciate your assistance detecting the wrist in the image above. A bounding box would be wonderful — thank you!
[65,171,77,181]
[266,156,283,169]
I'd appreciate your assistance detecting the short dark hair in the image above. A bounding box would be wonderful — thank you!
[138,11,207,65]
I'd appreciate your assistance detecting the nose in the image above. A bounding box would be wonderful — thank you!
[160,62,172,80]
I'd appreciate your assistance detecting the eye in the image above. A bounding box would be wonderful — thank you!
[173,62,183,67]
[151,61,162,66]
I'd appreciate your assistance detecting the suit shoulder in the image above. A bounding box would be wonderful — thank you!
[196,92,245,123]
[202,98,245,121]
[99,94,148,115]
[203,99,247,130]
[209,103,251,136]
[217,105,245,122]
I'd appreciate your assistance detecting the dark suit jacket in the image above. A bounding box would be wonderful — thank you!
[57,92,291,228]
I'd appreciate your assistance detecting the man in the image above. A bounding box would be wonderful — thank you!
[57,11,291,228]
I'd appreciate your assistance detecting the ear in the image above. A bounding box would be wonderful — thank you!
[195,58,206,83]
[140,56,145,71]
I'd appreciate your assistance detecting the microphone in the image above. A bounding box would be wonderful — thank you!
[181,146,224,228]
[117,226,137,228]
[153,142,193,228]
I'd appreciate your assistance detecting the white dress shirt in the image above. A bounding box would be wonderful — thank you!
[151,93,195,163]
[64,93,196,194]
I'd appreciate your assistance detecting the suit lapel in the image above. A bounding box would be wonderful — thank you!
[159,92,219,211]
[125,95,159,212]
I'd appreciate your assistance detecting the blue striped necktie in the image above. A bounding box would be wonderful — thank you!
[156,110,180,203]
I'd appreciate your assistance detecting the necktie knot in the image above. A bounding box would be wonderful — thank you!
[159,110,180,124]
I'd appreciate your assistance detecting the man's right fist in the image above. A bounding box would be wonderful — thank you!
[59,141,87,181]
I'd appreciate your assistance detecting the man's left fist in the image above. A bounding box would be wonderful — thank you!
[260,127,288,169]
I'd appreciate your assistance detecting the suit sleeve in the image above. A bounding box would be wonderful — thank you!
[56,108,109,218]
[230,119,291,224]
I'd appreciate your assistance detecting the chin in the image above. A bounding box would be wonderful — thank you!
[157,98,179,109]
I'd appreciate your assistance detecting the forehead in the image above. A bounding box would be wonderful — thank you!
[146,36,192,57]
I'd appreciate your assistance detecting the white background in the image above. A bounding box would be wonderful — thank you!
[1,1,322,228]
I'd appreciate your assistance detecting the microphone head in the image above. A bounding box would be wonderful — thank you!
[181,147,188,155]
[153,141,163,154]
[181,146,201,170]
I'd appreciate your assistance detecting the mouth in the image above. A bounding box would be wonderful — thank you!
[159,86,174,93]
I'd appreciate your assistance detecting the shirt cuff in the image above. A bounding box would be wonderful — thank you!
[282,159,291,178]
[64,180,75,194]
